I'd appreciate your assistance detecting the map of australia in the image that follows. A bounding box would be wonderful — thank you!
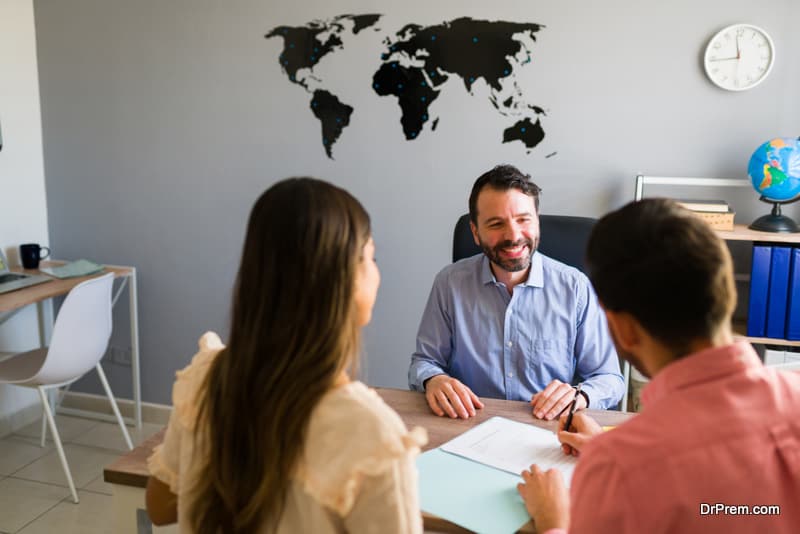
[267,15,546,159]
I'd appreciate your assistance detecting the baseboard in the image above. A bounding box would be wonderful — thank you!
[60,391,173,425]
[0,402,41,439]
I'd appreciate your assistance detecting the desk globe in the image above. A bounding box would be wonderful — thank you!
[748,137,800,232]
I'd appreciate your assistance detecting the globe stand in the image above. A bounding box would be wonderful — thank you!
[749,195,800,233]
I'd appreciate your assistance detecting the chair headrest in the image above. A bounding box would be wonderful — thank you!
[452,213,596,272]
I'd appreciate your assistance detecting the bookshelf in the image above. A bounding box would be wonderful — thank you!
[719,226,800,347]
[634,178,800,346]
[624,176,800,410]
[715,227,800,347]
[717,225,800,244]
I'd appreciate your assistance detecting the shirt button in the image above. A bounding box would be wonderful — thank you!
[507,341,513,347]
[507,372,513,378]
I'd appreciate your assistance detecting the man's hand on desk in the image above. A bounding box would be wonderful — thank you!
[517,464,570,532]
[530,379,587,420]
[424,374,484,419]
[557,412,603,458]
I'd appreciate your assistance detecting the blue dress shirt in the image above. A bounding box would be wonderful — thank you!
[409,252,624,409]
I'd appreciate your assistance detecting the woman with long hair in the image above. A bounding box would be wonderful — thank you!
[145,177,426,533]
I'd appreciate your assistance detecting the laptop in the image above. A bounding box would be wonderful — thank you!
[0,249,52,294]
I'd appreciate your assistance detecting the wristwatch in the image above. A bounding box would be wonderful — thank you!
[577,386,590,408]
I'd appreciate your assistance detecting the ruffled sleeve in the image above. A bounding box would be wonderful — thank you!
[147,332,225,493]
[296,382,428,520]
[171,331,224,430]
[147,418,182,493]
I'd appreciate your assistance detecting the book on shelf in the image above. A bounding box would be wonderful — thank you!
[675,199,730,213]
[747,244,800,341]
[766,246,792,339]
[786,247,800,341]
[747,245,771,337]
[688,210,735,231]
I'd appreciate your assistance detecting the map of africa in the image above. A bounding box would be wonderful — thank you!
[266,15,546,159]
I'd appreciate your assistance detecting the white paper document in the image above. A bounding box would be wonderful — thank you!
[440,416,578,486]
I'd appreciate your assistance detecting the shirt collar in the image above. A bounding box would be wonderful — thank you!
[480,251,544,288]
[640,341,761,407]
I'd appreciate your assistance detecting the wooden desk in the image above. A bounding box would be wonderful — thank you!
[0,260,142,428]
[104,387,635,533]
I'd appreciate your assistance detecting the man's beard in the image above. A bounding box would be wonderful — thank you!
[479,237,537,273]
[608,328,650,379]
[618,346,650,379]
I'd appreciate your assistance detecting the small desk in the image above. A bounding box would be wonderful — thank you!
[0,261,142,428]
[104,387,634,533]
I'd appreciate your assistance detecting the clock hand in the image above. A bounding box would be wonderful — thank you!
[709,56,739,62]
[736,35,741,59]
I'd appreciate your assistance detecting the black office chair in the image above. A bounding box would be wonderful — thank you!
[452,213,597,272]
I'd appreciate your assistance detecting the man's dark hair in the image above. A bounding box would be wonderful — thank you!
[468,165,542,224]
[585,198,736,356]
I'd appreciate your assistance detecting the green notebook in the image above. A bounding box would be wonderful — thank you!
[39,259,104,279]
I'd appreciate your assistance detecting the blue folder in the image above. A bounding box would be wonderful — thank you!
[766,246,792,339]
[417,448,530,534]
[747,245,772,337]
[785,247,800,341]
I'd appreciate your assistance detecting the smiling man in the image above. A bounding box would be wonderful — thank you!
[409,165,623,419]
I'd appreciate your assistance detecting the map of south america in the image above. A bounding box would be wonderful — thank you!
[267,15,547,159]
[266,14,381,158]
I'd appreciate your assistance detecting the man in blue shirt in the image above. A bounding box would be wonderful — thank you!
[409,165,624,419]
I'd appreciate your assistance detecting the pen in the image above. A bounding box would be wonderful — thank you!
[554,383,581,418]
[563,384,582,433]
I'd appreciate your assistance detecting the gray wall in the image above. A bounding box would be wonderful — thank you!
[34,0,800,404]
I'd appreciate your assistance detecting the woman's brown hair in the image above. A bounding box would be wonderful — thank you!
[188,177,371,533]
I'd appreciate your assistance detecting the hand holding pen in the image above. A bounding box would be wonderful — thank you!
[557,394,603,457]
[562,384,582,432]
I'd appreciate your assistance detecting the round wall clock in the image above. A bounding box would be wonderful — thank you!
[703,24,775,91]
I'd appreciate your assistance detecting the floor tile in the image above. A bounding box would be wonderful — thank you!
[0,437,53,476]
[81,475,112,496]
[17,490,115,534]
[0,478,68,533]
[14,415,98,444]
[69,421,163,453]
[11,444,120,489]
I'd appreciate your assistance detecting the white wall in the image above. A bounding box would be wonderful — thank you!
[32,0,800,403]
[0,0,50,432]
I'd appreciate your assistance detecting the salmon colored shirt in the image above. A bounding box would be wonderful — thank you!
[546,341,800,534]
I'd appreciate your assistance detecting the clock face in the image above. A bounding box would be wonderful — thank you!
[704,24,775,91]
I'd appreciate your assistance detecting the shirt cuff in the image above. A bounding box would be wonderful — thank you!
[578,380,603,410]
[410,364,446,392]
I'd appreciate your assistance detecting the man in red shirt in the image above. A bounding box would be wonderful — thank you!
[518,198,800,533]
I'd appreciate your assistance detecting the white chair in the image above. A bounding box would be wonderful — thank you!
[0,272,132,503]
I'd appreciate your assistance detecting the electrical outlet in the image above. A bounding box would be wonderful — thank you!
[109,345,132,366]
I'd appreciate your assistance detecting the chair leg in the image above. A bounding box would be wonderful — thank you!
[40,407,47,447]
[38,387,79,504]
[39,389,57,447]
[95,363,134,450]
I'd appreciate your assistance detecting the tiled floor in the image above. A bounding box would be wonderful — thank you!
[0,415,163,534]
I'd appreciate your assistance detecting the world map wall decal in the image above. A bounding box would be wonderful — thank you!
[266,15,547,159]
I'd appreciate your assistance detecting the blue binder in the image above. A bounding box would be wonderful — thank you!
[785,247,800,341]
[747,245,772,337]
[766,246,792,338]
